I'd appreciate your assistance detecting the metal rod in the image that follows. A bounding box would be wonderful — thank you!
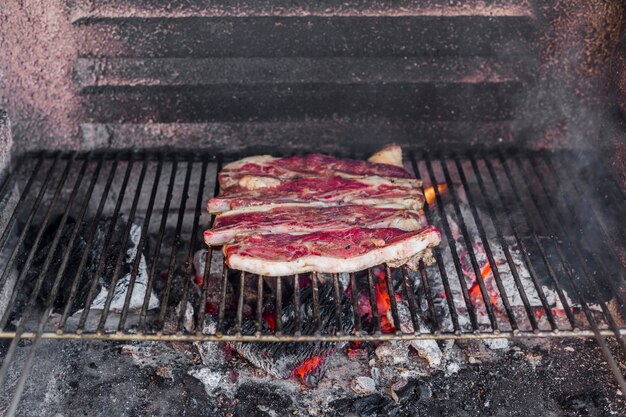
[76,155,135,333]
[0,155,58,294]
[495,154,626,393]
[409,152,461,333]
[293,274,302,336]
[178,158,208,334]
[216,262,229,336]
[139,156,177,331]
[3,155,96,414]
[0,154,74,329]
[331,274,343,336]
[438,157,500,331]
[96,155,149,334]
[275,277,283,335]
[349,273,363,335]
[468,157,553,331]
[0,155,44,257]
[311,273,321,336]
[118,155,164,332]
[401,266,421,334]
[196,158,222,335]
[417,263,439,333]
[384,265,402,335]
[235,271,245,336]
[534,155,626,321]
[513,155,626,352]
[421,154,480,332]
[157,160,193,333]
[450,157,522,331]
[256,275,264,336]
[366,268,382,335]
[58,154,120,331]
[483,157,577,330]
[0,153,76,389]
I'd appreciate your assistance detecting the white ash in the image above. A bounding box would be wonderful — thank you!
[351,376,377,396]
[88,223,159,313]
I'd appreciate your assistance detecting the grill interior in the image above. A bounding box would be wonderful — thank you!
[0,149,624,400]
[0,149,626,334]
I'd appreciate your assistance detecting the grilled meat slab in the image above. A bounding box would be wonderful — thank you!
[205,204,424,245]
[207,175,424,214]
[219,150,414,190]
[222,226,441,276]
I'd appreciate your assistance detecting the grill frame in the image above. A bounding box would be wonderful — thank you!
[0,149,624,402]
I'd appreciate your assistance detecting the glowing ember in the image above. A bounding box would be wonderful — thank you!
[262,307,276,331]
[374,268,396,333]
[293,356,323,383]
[424,184,448,206]
[468,263,500,306]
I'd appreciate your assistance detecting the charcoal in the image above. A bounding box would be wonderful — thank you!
[233,383,293,417]
[229,281,354,386]
[353,393,396,417]
[16,214,158,319]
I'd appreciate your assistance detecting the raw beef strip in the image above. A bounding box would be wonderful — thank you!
[222,226,441,276]
[208,175,424,214]
[219,152,415,190]
[204,204,425,245]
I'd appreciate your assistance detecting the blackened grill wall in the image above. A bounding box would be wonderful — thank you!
[0,0,623,161]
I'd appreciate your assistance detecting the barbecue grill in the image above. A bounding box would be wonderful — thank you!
[0,0,624,415]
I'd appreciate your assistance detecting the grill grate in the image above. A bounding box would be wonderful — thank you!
[0,150,624,399]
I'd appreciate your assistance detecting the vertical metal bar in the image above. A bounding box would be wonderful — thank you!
[349,273,363,335]
[0,153,75,388]
[195,158,223,335]
[0,155,58,291]
[311,273,321,335]
[421,154,480,332]
[384,265,402,335]
[513,155,626,352]
[2,155,97,413]
[409,152,461,333]
[417,263,439,333]
[468,157,553,331]
[0,155,44,256]
[293,274,302,336]
[535,155,626,319]
[275,277,283,335]
[256,275,264,336]
[401,267,421,334]
[437,157,500,331]
[451,157,523,331]
[331,274,343,336]
[138,156,177,332]
[76,155,135,333]
[0,154,74,330]
[157,160,193,333]
[234,271,245,336]
[118,155,163,332]
[483,157,577,329]
[546,155,623,269]
[178,157,209,334]
[216,262,229,336]
[366,268,382,335]
[96,155,149,334]
[58,154,120,331]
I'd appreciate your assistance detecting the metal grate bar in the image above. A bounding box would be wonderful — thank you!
[467,157,551,331]
[421,156,481,331]
[0,150,622,344]
[409,152,461,333]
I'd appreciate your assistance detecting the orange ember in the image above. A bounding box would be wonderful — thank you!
[469,263,499,306]
[262,308,276,331]
[374,270,395,333]
[424,184,448,206]
[293,356,323,382]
